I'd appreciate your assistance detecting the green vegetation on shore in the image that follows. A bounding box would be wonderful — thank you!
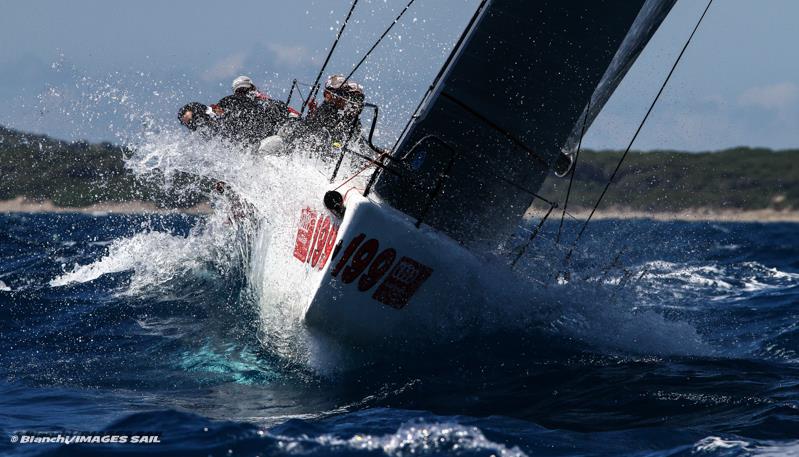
[0,125,796,211]
[539,148,797,212]
[0,126,206,208]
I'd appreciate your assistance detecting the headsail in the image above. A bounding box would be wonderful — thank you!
[374,0,677,246]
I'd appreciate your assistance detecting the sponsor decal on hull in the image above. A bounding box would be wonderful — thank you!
[293,207,339,270]
[292,208,433,309]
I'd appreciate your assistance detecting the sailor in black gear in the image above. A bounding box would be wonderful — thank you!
[216,75,291,145]
[303,74,365,148]
[178,102,222,138]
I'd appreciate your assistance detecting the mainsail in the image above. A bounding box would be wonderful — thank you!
[374,0,677,246]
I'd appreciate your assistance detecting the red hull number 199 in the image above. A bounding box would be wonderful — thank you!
[292,207,433,309]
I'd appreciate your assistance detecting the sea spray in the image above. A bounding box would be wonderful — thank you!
[50,205,244,295]
[50,123,717,371]
[122,129,374,370]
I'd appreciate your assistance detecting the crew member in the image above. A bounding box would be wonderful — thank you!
[216,75,293,145]
[304,74,366,147]
[177,102,222,137]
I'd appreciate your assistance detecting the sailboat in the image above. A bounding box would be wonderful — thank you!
[277,0,680,345]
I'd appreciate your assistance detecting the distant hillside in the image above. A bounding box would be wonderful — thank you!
[0,126,206,208]
[0,125,796,212]
[540,148,798,212]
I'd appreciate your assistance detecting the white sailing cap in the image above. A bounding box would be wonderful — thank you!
[325,74,363,95]
[231,75,255,92]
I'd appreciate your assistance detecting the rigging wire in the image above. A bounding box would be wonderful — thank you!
[333,160,377,191]
[561,0,714,268]
[510,202,557,268]
[555,99,590,245]
[301,0,360,116]
[390,0,490,153]
[295,84,307,108]
[342,0,418,86]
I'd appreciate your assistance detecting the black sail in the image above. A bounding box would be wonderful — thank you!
[374,0,676,247]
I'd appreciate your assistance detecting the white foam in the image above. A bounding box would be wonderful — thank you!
[528,279,712,356]
[753,441,799,456]
[50,208,242,295]
[640,259,799,301]
[694,436,751,453]
[119,129,374,369]
[694,436,799,456]
[269,421,528,457]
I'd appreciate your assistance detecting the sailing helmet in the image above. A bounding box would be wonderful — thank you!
[324,74,364,97]
[231,75,255,93]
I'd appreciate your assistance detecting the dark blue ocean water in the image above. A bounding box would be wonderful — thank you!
[1,212,798,456]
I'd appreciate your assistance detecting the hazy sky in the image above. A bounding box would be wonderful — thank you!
[0,0,797,151]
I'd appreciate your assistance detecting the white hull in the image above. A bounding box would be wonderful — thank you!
[283,190,529,346]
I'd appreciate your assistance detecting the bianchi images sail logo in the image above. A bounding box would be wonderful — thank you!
[10,432,162,445]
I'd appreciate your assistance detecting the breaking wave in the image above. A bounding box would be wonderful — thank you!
[692,436,799,456]
[267,420,528,457]
[50,215,240,295]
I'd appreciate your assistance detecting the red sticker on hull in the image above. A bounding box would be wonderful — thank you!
[293,208,341,270]
[293,209,433,308]
[317,225,338,270]
[330,233,433,309]
[293,208,317,261]
[372,257,433,309]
